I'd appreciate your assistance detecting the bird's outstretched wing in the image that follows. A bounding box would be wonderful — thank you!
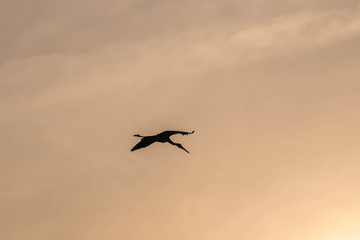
[160,130,195,137]
[131,138,156,152]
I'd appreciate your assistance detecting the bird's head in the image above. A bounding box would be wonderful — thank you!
[133,134,142,137]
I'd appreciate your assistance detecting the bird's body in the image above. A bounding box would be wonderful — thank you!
[131,130,194,153]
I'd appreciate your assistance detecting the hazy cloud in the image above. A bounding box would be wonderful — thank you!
[1,1,360,240]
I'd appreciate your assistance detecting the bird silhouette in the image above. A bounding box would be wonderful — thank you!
[131,130,194,153]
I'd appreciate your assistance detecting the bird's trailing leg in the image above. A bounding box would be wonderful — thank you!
[168,140,190,154]
[177,143,190,154]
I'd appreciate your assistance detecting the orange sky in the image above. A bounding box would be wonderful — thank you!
[1,1,360,239]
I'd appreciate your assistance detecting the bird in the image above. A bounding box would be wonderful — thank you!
[131,130,195,153]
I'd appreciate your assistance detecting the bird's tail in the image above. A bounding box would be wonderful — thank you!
[133,134,143,137]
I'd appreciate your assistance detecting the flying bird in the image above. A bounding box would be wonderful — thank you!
[131,130,195,153]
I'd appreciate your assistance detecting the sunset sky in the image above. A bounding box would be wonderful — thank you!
[1,0,360,239]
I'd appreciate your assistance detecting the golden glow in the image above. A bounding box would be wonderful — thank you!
[318,224,360,240]
[1,1,360,240]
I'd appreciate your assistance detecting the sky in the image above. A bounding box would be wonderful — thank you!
[1,0,360,239]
